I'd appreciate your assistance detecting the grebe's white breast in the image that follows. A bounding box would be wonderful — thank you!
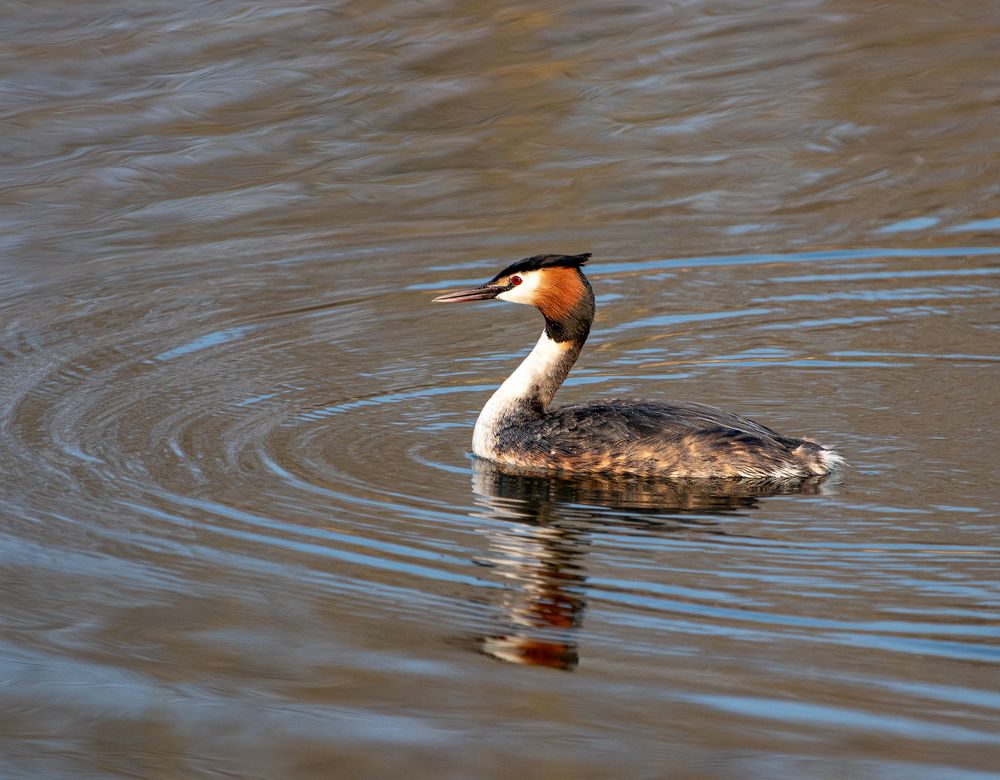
[473,331,573,460]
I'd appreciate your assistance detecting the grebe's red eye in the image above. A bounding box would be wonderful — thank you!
[510,275,522,286]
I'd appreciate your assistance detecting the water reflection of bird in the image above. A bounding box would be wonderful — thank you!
[434,253,844,479]
[471,460,820,671]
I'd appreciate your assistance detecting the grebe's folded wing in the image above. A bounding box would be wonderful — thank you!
[535,399,784,443]
[508,400,830,477]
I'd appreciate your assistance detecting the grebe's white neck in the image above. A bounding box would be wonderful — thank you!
[472,331,580,459]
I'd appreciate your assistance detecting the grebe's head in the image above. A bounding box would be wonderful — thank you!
[432,253,594,342]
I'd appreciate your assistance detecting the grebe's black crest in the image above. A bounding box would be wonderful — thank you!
[431,253,845,480]
[489,253,591,284]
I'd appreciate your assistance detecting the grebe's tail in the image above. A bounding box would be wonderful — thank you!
[794,440,846,476]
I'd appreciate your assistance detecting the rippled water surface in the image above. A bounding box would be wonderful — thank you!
[2,1,999,777]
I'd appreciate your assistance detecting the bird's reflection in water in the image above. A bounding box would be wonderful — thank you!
[470,459,828,671]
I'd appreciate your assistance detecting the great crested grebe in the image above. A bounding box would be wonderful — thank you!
[433,253,844,479]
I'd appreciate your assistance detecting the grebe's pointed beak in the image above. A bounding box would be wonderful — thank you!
[431,283,504,303]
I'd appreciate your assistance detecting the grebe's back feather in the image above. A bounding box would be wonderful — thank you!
[489,399,838,479]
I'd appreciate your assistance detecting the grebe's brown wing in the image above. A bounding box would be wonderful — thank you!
[531,399,787,446]
[621,400,785,438]
[506,400,827,477]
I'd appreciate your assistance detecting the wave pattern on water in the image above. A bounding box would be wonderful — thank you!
[2,245,999,776]
[1,0,999,775]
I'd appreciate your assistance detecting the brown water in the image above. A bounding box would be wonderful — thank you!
[2,1,999,777]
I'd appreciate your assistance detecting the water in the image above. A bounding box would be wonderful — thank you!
[2,0,999,777]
